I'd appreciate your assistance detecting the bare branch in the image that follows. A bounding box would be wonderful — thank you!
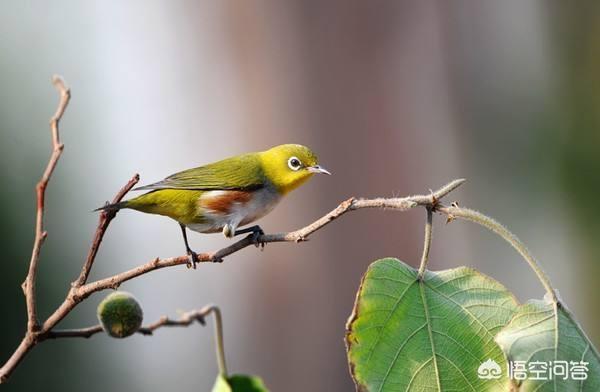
[73,174,140,287]
[0,174,139,383]
[47,305,229,375]
[46,307,213,339]
[46,325,103,339]
[23,75,70,332]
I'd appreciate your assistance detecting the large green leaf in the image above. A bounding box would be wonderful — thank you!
[346,258,518,391]
[496,299,600,391]
[212,374,269,392]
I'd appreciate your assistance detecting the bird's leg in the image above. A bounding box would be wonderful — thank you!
[234,225,265,249]
[179,224,199,269]
[233,225,264,236]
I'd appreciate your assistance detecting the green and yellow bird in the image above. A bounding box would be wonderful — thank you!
[98,144,330,267]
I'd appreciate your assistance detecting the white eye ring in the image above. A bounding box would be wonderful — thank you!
[287,156,302,171]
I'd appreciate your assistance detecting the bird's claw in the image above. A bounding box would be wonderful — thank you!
[250,228,266,250]
[186,250,199,269]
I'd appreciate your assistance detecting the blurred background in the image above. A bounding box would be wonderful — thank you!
[1,1,599,391]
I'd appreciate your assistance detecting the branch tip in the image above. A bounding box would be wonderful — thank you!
[432,178,466,201]
[51,75,69,93]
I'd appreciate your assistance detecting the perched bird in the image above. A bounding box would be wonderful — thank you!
[98,144,330,267]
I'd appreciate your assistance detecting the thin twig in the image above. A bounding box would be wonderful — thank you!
[46,325,103,339]
[210,306,228,377]
[73,174,140,287]
[22,75,70,332]
[46,307,212,339]
[417,207,433,278]
[434,204,557,302]
[47,305,228,376]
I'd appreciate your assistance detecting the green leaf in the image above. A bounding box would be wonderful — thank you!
[495,299,600,391]
[346,258,518,391]
[211,374,269,392]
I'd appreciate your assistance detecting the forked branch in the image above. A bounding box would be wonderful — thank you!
[48,305,228,376]
[22,75,70,332]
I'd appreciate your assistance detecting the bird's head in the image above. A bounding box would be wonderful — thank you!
[260,144,330,194]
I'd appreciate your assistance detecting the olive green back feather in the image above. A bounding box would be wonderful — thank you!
[134,153,266,191]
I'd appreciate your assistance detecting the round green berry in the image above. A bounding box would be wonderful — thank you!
[97,291,143,338]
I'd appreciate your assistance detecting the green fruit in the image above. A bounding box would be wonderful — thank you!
[97,291,143,338]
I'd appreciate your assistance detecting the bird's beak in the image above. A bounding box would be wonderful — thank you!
[307,165,331,175]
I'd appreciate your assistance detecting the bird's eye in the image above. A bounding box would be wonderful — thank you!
[287,156,302,171]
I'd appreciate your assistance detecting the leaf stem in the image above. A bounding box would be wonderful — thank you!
[436,205,557,302]
[417,207,433,278]
[208,305,228,378]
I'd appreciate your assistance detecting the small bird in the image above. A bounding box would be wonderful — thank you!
[98,144,330,267]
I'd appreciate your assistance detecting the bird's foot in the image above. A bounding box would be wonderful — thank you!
[250,228,266,250]
[186,250,199,269]
[234,225,266,250]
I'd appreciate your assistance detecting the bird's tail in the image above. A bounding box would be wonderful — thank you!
[94,200,129,212]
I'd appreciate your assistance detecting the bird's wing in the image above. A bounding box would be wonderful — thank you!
[134,153,266,191]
